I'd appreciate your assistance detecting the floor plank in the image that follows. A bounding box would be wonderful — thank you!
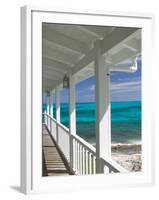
[42,126,70,176]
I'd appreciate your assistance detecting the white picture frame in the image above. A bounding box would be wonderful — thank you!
[21,5,154,194]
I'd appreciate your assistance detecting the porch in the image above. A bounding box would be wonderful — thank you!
[43,113,127,175]
[42,23,141,175]
[42,125,74,176]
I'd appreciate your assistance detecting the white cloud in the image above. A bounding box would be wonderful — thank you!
[111,80,141,89]
[117,76,141,82]
[111,80,141,94]
[89,85,95,91]
[77,78,141,98]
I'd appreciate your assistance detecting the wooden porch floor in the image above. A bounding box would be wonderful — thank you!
[42,126,74,176]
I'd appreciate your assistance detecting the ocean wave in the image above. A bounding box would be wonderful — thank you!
[43,101,141,144]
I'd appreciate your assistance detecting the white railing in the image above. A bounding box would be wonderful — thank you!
[71,134,96,175]
[43,113,127,175]
[44,113,70,162]
[51,118,57,140]
[57,122,70,161]
[101,158,128,173]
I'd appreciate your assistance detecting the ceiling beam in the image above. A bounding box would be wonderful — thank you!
[43,45,78,65]
[43,57,72,72]
[77,25,101,37]
[43,74,59,83]
[107,48,140,65]
[43,65,65,76]
[123,38,141,52]
[78,25,113,38]
[72,48,95,74]
[43,26,89,53]
[101,28,138,55]
[49,29,140,90]
[43,71,63,80]
[72,29,140,75]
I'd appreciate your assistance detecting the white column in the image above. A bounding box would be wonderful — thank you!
[69,74,76,168]
[44,110,47,125]
[55,86,60,144]
[49,91,54,133]
[50,91,54,118]
[46,93,50,128]
[94,40,111,174]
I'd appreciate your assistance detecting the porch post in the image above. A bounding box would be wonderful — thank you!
[46,92,50,128]
[50,91,54,118]
[94,40,111,174]
[69,74,76,168]
[49,90,54,133]
[55,86,60,144]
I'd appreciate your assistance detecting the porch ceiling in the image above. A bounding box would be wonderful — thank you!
[42,23,141,92]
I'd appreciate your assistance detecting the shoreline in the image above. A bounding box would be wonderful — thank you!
[111,143,141,154]
[111,143,141,172]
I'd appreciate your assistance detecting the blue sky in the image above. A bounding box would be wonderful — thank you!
[43,56,141,103]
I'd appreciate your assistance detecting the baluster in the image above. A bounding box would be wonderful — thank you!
[76,140,78,173]
[74,140,76,172]
[85,149,87,175]
[79,144,82,175]
[47,117,49,130]
[91,154,94,174]
[109,168,112,173]
[81,146,84,175]
[83,147,85,175]
[50,118,51,131]
[48,116,50,130]
[77,142,80,174]
[79,144,81,175]
[87,150,89,174]
[88,152,90,174]
[48,117,50,131]
[77,143,79,174]
[44,111,46,124]
[93,156,96,174]
[77,141,79,174]
[49,119,51,135]
[80,145,83,175]
[73,139,75,170]
[89,152,92,174]
[49,117,51,131]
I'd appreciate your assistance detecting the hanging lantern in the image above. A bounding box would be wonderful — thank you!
[63,75,69,88]
[46,90,50,96]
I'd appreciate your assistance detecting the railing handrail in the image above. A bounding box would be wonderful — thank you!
[57,122,69,134]
[43,112,95,154]
[101,157,128,173]
[71,134,96,155]
[43,113,69,134]
[43,113,55,121]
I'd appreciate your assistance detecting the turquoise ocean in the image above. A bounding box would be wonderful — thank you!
[43,101,141,144]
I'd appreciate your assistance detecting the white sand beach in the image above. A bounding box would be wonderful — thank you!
[111,143,141,172]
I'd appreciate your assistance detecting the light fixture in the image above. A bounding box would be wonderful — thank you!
[46,90,50,96]
[63,75,69,88]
